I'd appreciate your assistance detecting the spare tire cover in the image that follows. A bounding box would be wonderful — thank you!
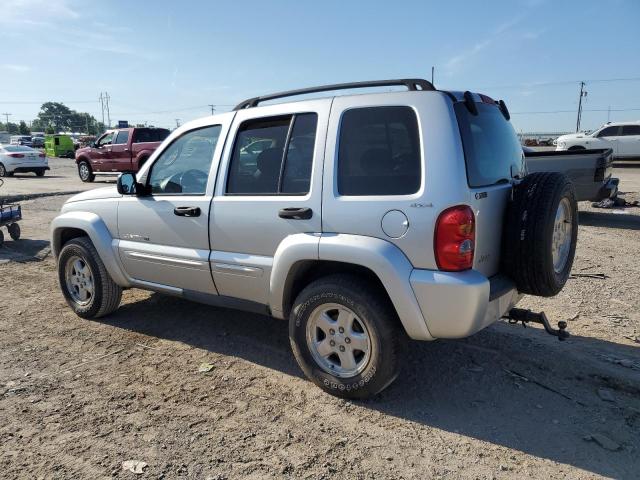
[502,172,578,297]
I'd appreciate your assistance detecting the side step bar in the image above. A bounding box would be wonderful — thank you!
[504,308,569,341]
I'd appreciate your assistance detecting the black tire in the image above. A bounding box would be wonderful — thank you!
[0,229,4,247]
[289,274,403,399]
[137,156,148,170]
[7,223,20,241]
[503,172,578,297]
[57,237,122,319]
[35,169,45,177]
[78,160,95,182]
[0,163,7,177]
[568,145,586,151]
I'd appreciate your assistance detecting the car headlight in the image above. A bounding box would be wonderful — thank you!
[557,141,566,149]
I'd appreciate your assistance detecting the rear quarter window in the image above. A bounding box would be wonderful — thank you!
[337,106,421,196]
[454,102,523,188]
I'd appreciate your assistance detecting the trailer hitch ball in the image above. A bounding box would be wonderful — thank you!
[505,308,570,341]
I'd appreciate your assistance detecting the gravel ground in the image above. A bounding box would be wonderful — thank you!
[0,168,638,479]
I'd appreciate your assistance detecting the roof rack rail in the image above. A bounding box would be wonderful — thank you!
[233,78,435,110]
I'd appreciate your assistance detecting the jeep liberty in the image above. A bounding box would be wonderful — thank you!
[52,79,578,398]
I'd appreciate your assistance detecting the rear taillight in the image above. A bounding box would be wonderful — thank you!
[8,153,25,158]
[434,205,475,271]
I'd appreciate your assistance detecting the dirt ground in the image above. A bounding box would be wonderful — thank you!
[0,167,639,479]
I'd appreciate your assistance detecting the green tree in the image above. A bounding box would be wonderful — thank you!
[18,121,30,135]
[34,102,102,134]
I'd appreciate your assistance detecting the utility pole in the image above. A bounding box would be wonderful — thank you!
[175,118,181,128]
[576,81,587,132]
[104,92,111,129]
[607,105,611,123]
[99,93,105,130]
[208,104,216,115]
[2,112,11,130]
[431,66,435,86]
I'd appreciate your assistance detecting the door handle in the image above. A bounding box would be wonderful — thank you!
[174,206,201,217]
[278,207,312,220]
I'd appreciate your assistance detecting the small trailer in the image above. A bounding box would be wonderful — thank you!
[0,179,22,247]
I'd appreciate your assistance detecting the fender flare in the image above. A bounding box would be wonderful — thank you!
[51,211,131,287]
[134,150,152,170]
[269,233,433,341]
[75,155,90,166]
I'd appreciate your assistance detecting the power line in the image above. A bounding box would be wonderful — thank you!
[511,107,640,115]
[0,100,98,105]
[474,76,640,90]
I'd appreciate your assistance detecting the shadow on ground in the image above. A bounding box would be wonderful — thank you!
[579,210,640,230]
[0,239,50,261]
[100,293,640,479]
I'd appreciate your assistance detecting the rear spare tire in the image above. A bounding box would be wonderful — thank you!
[503,172,578,297]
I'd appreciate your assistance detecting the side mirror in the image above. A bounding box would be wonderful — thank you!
[91,142,98,148]
[117,172,141,195]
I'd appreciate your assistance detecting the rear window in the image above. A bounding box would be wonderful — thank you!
[454,102,523,188]
[3,145,31,152]
[338,106,421,196]
[133,128,170,143]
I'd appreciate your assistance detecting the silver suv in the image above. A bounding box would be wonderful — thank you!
[52,79,578,398]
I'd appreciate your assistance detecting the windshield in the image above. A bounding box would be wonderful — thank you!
[454,102,524,187]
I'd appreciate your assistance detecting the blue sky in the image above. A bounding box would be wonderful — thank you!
[1,0,639,132]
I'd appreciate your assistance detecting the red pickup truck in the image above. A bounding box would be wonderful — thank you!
[75,127,170,182]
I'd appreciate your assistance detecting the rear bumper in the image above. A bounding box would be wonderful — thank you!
[410,269,520,339]
[8,165,49,173]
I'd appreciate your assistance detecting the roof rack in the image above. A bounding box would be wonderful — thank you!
[233,78,435,110]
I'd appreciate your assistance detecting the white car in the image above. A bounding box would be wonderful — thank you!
[0,144,50,177]
[555,121,640,159]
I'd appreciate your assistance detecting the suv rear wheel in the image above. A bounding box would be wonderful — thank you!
[58,237,122,318]
[289,274,403,399]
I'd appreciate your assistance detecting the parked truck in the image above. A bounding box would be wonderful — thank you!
[75,127,170,182]
[524,147,618,202]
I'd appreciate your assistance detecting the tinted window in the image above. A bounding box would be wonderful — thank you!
[226,113,317,195]
[337,107,420,196]
[114,130,130,144]
[454,102,523,188]
[133,128,170,143]
[148,125,221,195]
[597,126,619,137]
[281,114,317,194]
[621,125,640,136]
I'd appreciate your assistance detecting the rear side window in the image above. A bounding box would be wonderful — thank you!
[596,126,619,137]
[454,102,523,188]
[337,106,421,196]
[621,125,640,136]
[133,128,170,143]
[114,130,129,144]
[226,113,318,195]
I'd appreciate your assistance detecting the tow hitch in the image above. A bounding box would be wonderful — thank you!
[505,308,569,341]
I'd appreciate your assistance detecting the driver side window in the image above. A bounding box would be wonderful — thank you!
[97,133,113,147]
[148,125,221,195]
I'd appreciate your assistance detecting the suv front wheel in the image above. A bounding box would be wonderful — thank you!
[58,237,122,318]
[289,274,403,399]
